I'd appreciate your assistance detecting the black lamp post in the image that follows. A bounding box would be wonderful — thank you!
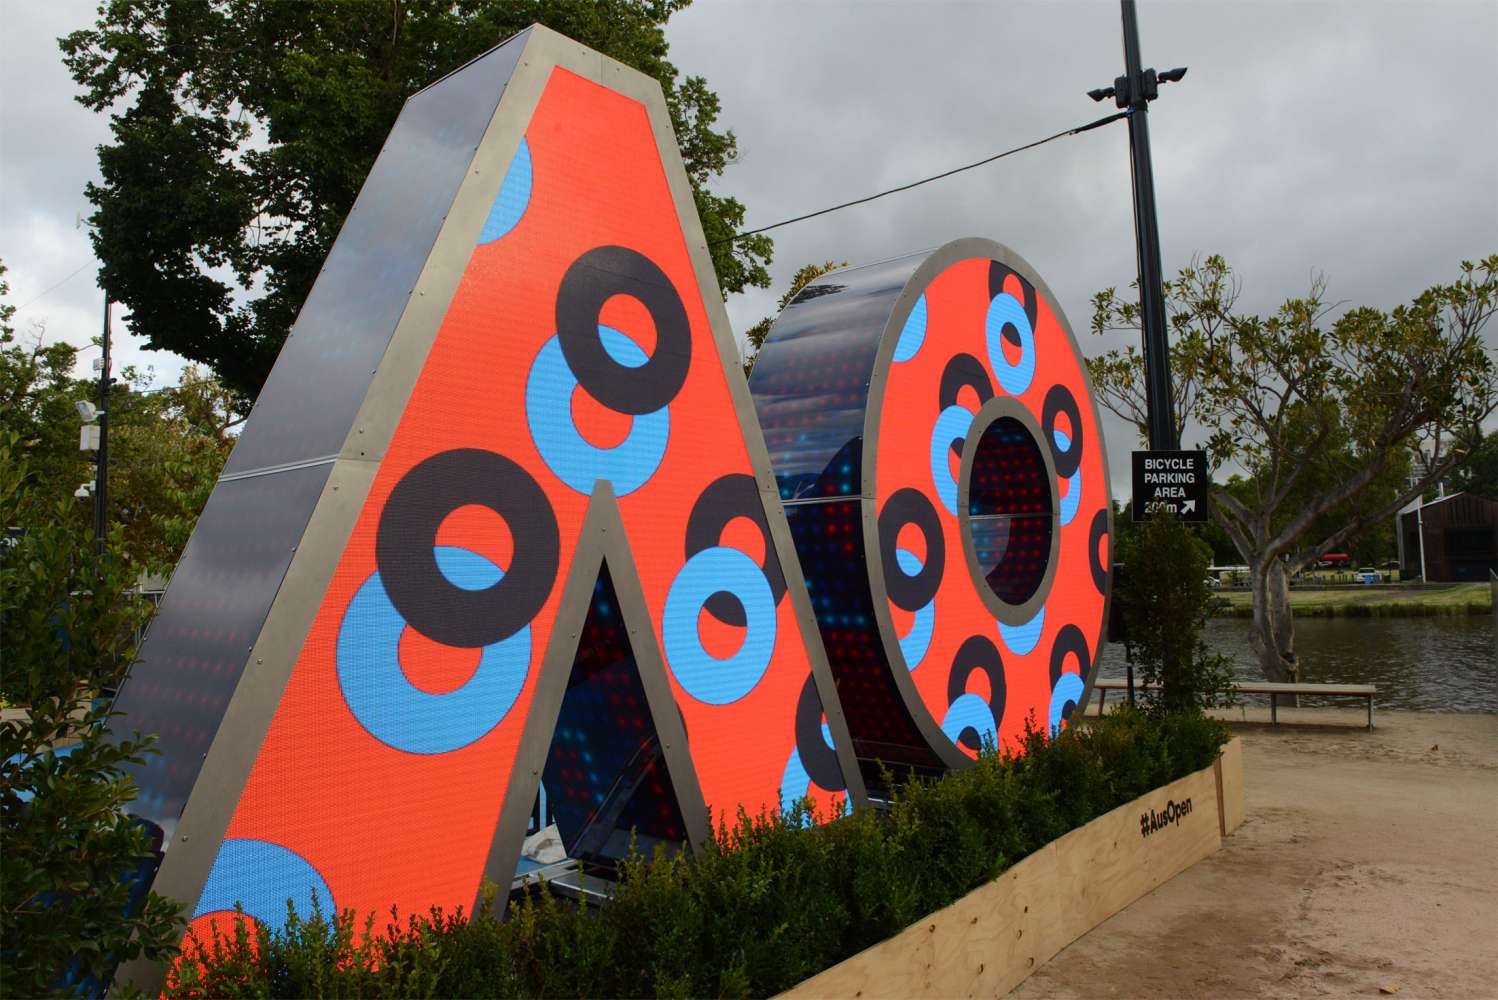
[94,294,111,557]
[1089,0,1186,452]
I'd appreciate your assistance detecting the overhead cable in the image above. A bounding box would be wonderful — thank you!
[714,110,1131,246]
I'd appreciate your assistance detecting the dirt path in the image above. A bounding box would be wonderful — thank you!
[1011,709,1498,999]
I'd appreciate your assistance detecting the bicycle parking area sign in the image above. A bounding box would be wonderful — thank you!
[1132,450,1208,522]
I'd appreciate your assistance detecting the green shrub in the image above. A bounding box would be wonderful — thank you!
[165,709,1228,999]
[0,432,185,993]
[1116,511,1236,713]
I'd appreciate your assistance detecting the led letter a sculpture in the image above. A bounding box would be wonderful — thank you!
[110,26,1111,982]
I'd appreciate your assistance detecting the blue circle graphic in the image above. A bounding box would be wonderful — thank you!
[1054,429,1082,527]
[895,548,934,669]
[662,546,776,705]
[1049,672,1087,735]
[337,546,531,754]
[194,838,334,931]
[893,294,928,362]
[929,404,973,515]
[986,292,1036,396]
[998,605,1046,657]
[941,692,998,750]
[525,328,669,496]
[779,724,851,822]
[477,138,532,244]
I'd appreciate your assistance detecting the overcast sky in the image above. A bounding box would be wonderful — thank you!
[3,0,1495,498]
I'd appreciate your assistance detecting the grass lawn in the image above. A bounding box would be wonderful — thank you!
[1215,582,1494,618]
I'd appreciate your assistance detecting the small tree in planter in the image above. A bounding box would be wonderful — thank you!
[0,433,184,993]
[1115,510,1235,715]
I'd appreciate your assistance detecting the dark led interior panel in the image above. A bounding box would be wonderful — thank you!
[113,463,331,839]
[749,253,923,501]
[783,500,945,784]
[543,565,687,864]
[222,32,529,477]
[967,416,1055,605]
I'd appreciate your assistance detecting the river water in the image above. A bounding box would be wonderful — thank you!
[1094,617,1498,713]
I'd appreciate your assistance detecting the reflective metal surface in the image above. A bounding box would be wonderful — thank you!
[112,464,331,839]
[542,567,687,863]
[748,252,925,501]
[223,35,528,476]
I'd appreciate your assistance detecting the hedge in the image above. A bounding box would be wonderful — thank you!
[161,708,1228,999]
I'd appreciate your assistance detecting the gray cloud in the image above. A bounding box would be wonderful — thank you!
[3,0,1494,498]
[1,0,192,388]
[668,0,1498,494]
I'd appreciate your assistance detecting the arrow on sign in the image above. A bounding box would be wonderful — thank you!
[1180,499,1196,515]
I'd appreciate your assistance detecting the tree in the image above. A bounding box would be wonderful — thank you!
[1114,511,1234,714]
[0,265,91,526]
[741,259,848,375]
[107,366,240,575]
[1089,255,1498,682]
[1447,428,1498,501]
[0,434,184,992]
[61,0,772,399]
[1,269,239,574]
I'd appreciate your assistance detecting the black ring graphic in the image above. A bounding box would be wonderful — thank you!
[878,488,946,612]
[1042,384,1084,479]
[989,260,1039,333]
[376,449,559,648]
[1048,624,1091,689]
[795,674,845,792]
[1089,507,1109,595]
[939,353,994,413]
[685,474,787,626]
[556,245,691,415]
[939,354,994,456]
[948,635,1006,752]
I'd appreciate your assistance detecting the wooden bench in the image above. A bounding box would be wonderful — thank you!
[1091,678,1377,730]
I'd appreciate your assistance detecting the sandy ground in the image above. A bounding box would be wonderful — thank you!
[1011,708,1498,999]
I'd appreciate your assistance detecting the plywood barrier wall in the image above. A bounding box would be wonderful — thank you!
[1216,736,1246,836]
[783,738,1243,999]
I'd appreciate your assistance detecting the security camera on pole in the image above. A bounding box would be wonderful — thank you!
[76,295,111,559]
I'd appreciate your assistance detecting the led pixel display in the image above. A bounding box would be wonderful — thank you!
[111,30,1113,990]
[751,240,1113,778]
[114,28,862,979]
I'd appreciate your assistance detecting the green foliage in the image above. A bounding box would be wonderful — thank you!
[741,260,849,375]
[61,0,771,399]
[1448,429,1498,501]
[1116,512,1235,714]
[163,710,1227,999]
[0,433,185,993]
[0,269,239,573]
[1089,254,1497,677]
[1113,496,1240,568]
[1089,254,1495,574]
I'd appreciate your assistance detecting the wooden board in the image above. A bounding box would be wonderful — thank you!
[1215,736,1245,836]
[782,759,1227,999]
[1049,765,1220,947]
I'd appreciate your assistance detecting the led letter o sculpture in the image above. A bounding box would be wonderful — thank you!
[750,239,1113,777]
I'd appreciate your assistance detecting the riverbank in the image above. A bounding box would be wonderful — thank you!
[1012,709,1498,998]
[1214,582,1493,618]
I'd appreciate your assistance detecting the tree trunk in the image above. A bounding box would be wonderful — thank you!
[1249,559,1301,705]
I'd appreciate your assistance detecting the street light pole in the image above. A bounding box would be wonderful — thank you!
[1090,0,1185,451]
[1120,0,1176,451]
[94,295,111,557]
